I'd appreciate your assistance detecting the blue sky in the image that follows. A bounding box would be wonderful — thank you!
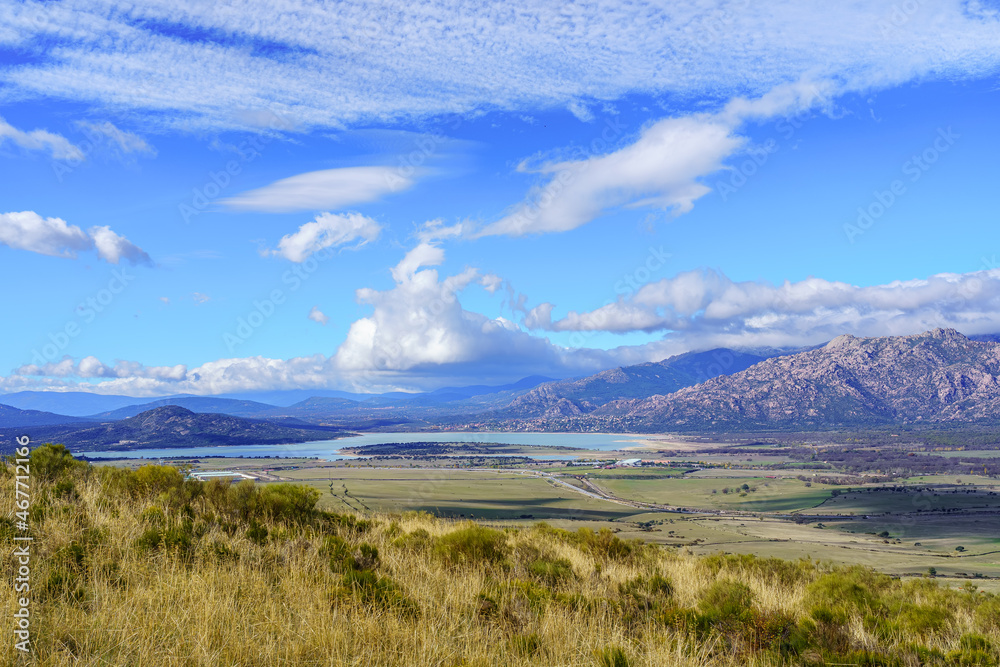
[2,1,1000,396]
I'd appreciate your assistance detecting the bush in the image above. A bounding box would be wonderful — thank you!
[133,465,185,495]
[901,604,951,636]
[697,579,755,632]
[595,645,631,667]
[30,444,86,482]
[619,574,674,613]
[575,528,642,562]
[528,558,575,586]
[339,569,418,617]
[808,567,889,624]
[435,525,509,565]
[509,633,542,657]
[246,520,269,545]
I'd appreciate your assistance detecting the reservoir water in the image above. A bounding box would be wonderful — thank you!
[80,431,653,460]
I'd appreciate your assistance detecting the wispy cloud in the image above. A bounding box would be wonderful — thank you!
[3,2,999,130]
[478,79,833,237]
[75,120,156,156]
[266,212,382,262]
[0,116,83,160]
[222,167,414,213]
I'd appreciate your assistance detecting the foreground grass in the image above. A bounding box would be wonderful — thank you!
[3,446,999,666]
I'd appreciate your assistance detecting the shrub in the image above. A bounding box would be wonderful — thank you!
[901,604,951,636]
[246,520,269,545]
[393,528,432,551]
[528,558,575,586]
[808,567,889,624]
[699,579,755,625]
[595,645,631,667]
[509,633,542,657]
[30,443,86,482]
[435,525,509,565]
[135,528,163,552]
[575,528,641,562]
[619,574,674,613]
[133,465,185,495]
[339,569,418,617]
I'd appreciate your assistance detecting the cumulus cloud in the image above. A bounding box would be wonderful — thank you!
[333,226,611,382]
[222,167,414,213]
[17,356,187,381]
[0,211,151,265]
[266,212,382,262]
[13,265,1000,396]
[0,116,83,160]
[308,306,330,325]
[526,267,1000,351]
[3,2,1000,131]
[479,79,833,236]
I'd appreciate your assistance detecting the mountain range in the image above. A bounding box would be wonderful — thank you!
[586,328,1000,430]
[6,330,1000,440]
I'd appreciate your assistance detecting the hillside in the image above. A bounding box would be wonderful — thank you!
[597,328,1000,430]
[3,446,997,666]
[498,348,768,418]
[92,397,280,420]
[0,405,348,450]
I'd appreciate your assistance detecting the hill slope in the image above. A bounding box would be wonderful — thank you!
[92,397,279,420]
[596,328,1000,429]
[1,405,347,450]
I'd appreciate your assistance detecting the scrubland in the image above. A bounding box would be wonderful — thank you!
[3,445,999,666]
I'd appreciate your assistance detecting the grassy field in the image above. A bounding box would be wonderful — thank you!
[280,468,639,521]
[593,474,838,512]
[224,461,1000,591]
[7,446,1000,667]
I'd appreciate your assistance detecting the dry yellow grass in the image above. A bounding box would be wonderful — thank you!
[3,447,998,667]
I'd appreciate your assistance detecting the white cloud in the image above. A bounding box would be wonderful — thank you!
[308,306,330,325]
[525,267,1000,352]
[17,356,187,381]
[267,212,382,262]
[480,273,504,294]
[333,228,611,381]
[88,225,152,265]
[0,116,83,160]
[0,211,91,258]
[479,79,833,237]
[192,292,210,303]
[222,167,414,213]
[13,264,1000,396]
[0,211,151,264]
[3,2,999,131]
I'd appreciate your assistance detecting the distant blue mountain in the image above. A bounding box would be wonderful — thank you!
[2,376,557,422]
[0,403,93,428]
[91,397,280,420]
[0,391,189,417]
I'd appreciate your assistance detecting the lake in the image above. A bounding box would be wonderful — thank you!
[80,431,653,460]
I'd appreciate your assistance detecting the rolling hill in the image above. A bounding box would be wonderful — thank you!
[0,405,349,451]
